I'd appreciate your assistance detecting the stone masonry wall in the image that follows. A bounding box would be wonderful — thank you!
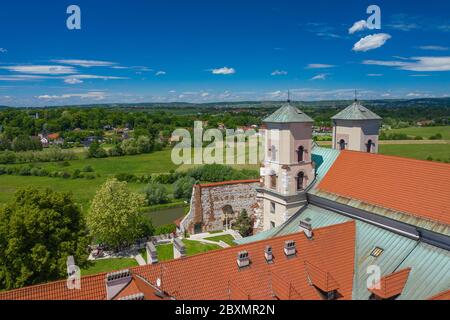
[183,180,260,234]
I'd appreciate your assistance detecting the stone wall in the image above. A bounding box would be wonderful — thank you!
[182,180,262,234]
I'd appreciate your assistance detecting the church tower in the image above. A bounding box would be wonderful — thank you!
[258,102,315,231]
[331,99,382,153]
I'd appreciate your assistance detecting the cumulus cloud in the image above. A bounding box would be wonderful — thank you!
[306,64,335,69]
[155,71,166,76]
[211,67,236,75]
[51,59,117,68]
[349,20,368,34]
[271,70,288,76]
[363,56,450,72]
[353,33,391,52]
[310,73,328,80]
[0,65,77,75]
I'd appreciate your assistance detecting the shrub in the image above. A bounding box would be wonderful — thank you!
[82,165,94,172]
[173,176,196,200]
[154,223,177,236]
[144,183,169,205]
[115,173,137,183]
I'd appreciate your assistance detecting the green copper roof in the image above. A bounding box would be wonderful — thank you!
[331,101,382,121]
[263,103,314,123]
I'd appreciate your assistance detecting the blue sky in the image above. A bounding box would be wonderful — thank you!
[0,0,449,107]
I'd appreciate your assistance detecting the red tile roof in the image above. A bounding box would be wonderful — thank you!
[428,290,450,300]
[0,221,356,300]
[47,133,60,140]
[317,151,450,226]
[368,268,411,299]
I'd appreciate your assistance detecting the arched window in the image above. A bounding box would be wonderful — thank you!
[339,139,346,150]
[270,174,277,189]
[297,146,304,162]
[297,172,304,191]
[367,140,373,153]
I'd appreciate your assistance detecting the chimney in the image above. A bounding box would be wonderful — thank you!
[105,269,132,300]
[284,240,296,257]
[173,238,186,259]
[146,242,158,264]
[264,246,273,263]
[299,218,313,239]
[237,251,250,268]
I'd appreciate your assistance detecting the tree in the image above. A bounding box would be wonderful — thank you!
[0,188,90,290]
[173,176,196,200]
[144,182,169,205]
[87,179,152,248]
[11,135,42,152]
[234,209,253,237]
[88,141,107,158]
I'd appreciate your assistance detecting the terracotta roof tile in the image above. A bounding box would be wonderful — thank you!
[0,222,356,300]
[428,290,450,300]
[317,151,450,226]
[368,268,411,299]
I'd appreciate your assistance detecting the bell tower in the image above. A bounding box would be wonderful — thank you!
[257,101,315,231]
[332,98,382,153]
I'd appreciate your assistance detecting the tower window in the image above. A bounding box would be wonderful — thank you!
[270,145,277,161]
[270,221,276,229]
[297,146,304,162]
[367,140,373,153]
[297,172,304,191]
[270,202,276,214]
[270,174,277,189]
[339,139,346,150]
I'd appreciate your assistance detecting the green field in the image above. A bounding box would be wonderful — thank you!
[379,144,450,161]
[384,126,450,140]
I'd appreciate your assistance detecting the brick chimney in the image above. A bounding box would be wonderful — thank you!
[66,255,76,277]
[237,251,250,268]
[264,246,273,263]
[284,240,296,257]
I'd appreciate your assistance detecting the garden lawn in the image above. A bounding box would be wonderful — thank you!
[379,144,450,162]
[204,234,237,246]
[384,126,450,140]
[81,258,139,276]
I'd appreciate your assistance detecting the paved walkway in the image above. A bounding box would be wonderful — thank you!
[134,254,147,266]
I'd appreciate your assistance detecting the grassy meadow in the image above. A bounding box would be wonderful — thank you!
[384,126,450,140]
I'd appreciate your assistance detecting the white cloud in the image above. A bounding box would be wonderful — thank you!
[201,92,209,97]
[363,56,450,72]
[64,78,83,84]
[51,59,117,68]
[349,20,368,34]
[310,73,328,80]
[0,65,77,75]
[271,70,288,76]
[306,64,335,69]
[0,48,7,53]
[38,91,106,100]
[406,92,424,97]
[418,45,448,51]
[367,74,383,77]
[155,71,166,76]
[353,33,391,52]
[0,75,50,81]
[211,67,236,75]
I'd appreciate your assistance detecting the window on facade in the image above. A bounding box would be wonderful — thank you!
[297,146,304,162]
[270,202,275,214]
[339,139,346,150]
[270,221,276,229]
[270,175,277,189]
[297,172,304,191]
[270,145,277,161]
[367,140,373,153]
